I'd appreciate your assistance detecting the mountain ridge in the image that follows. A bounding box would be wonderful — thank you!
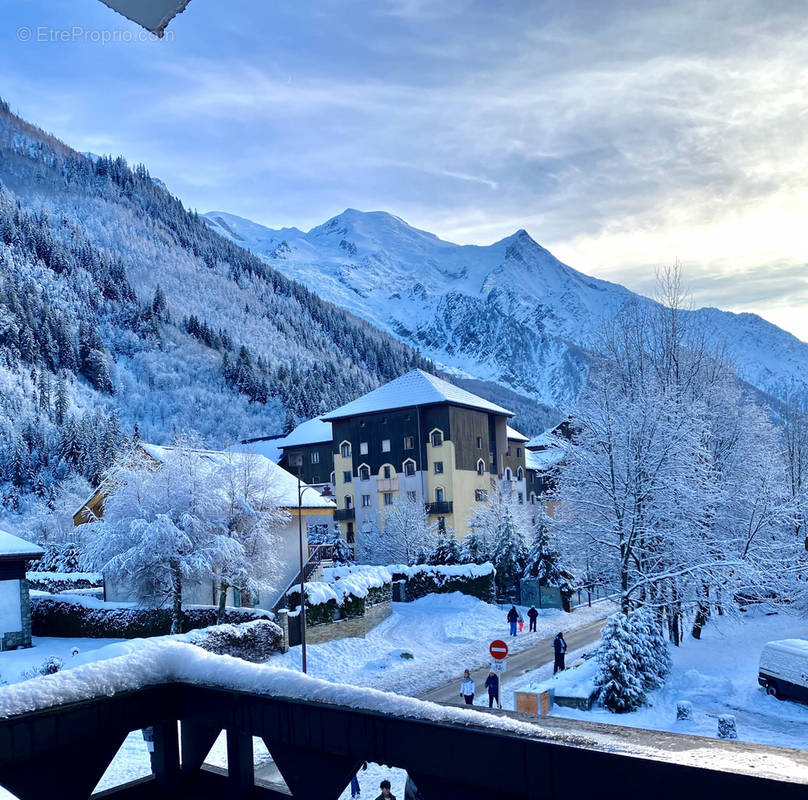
[204,208,808,409]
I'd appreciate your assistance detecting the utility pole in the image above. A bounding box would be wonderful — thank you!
[297,471,308,674]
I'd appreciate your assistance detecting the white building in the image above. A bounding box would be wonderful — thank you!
[75,444,335,610]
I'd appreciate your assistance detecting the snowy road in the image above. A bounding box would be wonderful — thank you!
[269,593,615,698]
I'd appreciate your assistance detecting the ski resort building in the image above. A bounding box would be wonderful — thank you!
[321,369,527,543]
[273,417,335,498]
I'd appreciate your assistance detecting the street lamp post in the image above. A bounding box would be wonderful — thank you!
[297,472,308,673]
[297,471,321,675]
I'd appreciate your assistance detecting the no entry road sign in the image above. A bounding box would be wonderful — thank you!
[489,639,509,660]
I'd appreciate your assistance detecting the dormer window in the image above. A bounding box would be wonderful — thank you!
[341,442,351,458]
[359,465,370,481]
[476,459,485,476]
[517,467,524,480]
[383,465,392,479]
[403,458,416,476]
[431,430,443,447]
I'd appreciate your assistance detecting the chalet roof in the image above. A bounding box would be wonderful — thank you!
[322,370,512,421]
[0,529,44,561]
[277,417,333,449]
[506,426,529,442]
[525,447,565,472]
[138,444,335,510]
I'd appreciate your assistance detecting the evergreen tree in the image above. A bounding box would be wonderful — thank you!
[596,612,647,713]
[523,516,574,593]
[428,528,461,565]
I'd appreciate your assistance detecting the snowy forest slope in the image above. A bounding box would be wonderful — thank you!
[0,100,430,522]
[204,209,808,409]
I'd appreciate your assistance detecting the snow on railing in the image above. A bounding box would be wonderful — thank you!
[0,639,572,744]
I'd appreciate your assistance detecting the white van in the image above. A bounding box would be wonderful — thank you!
[758,639,808,703]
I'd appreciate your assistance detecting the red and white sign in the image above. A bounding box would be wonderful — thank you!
[489,640,509,660]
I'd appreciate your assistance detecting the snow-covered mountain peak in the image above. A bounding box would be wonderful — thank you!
[202,207,808,410]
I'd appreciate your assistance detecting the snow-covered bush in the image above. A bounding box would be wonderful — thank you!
[21,655,64,680]
[31,594,272,639]
[286,566,394,627]
[184,619,283,662]
[391,563,496,603]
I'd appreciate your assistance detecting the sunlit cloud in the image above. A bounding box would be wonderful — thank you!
[0,0,805,339]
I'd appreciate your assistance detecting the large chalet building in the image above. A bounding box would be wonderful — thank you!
[274,370,530,545]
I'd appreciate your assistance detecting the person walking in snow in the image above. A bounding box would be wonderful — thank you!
[485,670,500,708]
[460,669,475,705]
[351,761,368,798]
[507,605,519,636]
[553,631,567,674]
[527,605,538,632]
[375,779,396,800]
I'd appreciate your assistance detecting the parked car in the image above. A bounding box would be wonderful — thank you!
[758,639,808,703]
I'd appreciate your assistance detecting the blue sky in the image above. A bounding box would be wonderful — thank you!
[2,0,807,340]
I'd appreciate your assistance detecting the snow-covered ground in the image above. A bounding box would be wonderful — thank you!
[503,610,808,750]
[269,593,612,696]
[0,636,124,685]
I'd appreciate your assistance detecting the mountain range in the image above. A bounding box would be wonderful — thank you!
[204,208,808,413]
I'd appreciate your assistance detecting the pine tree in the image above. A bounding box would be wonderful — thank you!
[523,517,574,593]
[459,528,490,564]
[596,612,647,712]
[428,528,461,564]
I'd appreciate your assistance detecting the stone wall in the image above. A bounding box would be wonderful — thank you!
[305,598,392,645]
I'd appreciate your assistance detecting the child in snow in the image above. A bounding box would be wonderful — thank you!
[376,779,396,800]
[518,610,524,632]
[460,669,475,705]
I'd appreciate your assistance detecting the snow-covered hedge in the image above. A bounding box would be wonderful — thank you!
[182,619,283,663]
[389,562,496,603]
[287,566,393,627]
[26,571,103,594]
[31,593,273,639]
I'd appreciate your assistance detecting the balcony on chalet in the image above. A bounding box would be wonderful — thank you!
[334,508,355,521]
[376,477,399,492]
[425,500,453,515]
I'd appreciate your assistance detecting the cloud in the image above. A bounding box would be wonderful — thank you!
[0,0,806,339]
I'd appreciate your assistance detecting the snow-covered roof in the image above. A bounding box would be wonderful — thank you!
[506,426,529,442]
[229,438,284,464]
[0,529,44,561]
[277,417,333,449]
[525,447,565,472]
[764,639,808,656]
[137,444,335,510]
[322,370,512,420]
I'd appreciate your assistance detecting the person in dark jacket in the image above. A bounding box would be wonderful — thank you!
[375,779,396,800]
[553,631,567,674]
[485,670,500,708]
[527,605,538,632]
[507,605,519,636]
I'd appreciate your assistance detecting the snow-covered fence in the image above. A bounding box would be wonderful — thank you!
[30,593,273,639]
[389,562,496,603]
